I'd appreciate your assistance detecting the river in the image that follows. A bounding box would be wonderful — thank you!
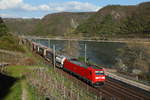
[35,39,126,68]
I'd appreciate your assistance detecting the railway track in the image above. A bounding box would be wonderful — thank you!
[105,82,141,100]
[53,65,150,100]
[34,52,150,100]
[99,77,150,100]
[109,78,149,99]
[57,67,150,100]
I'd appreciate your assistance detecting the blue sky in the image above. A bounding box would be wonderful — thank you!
[0,0,150,18]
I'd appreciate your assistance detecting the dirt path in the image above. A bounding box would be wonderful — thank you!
[21,80,28,100]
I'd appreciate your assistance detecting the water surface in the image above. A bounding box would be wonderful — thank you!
[36,39,126,68]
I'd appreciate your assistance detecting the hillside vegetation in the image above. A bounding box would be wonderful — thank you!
[75,2,150,37]
[0,17,25,52]
[2,2,150,38]
[4,12,95,36]
[3,18,39,36]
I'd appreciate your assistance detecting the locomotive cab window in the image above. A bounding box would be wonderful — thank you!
[95,71,104,75]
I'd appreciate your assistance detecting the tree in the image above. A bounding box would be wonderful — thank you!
[63,40,80,58]
[0,17,8,37]
[62,28,80,58]
[118,42,150,73]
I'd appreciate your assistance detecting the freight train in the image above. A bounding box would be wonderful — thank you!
[31,41,106,87]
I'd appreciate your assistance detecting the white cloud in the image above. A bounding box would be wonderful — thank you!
[0,0,49,11]
[0,0,100,12]
[49,1,100,12]
[20,4,50,11]
[21,3,38,11]
[66,1,97,11]
[38,5,50,11]
[0,13,43,19]
[0,0,22,9]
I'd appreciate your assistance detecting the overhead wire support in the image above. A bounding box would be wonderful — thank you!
[48,39,50,48]
[53,45,56,70]
[85,44,87,63]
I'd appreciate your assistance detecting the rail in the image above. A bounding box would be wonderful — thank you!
[106,71,150,92]
[0,63,9,67]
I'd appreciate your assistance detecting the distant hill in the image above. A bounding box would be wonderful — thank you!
[75,2,150,37]
[34,12,95,36]
[3,18,40,35]
[3,2,150,38]
[3,12,95,36]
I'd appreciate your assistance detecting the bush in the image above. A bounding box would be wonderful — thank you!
[0,35,25,52]
[117,42,150,80]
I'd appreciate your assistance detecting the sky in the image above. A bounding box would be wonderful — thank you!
[0,0,150,18]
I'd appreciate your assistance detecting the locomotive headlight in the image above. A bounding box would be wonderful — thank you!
[101,77,105,79]
[95,77,105,79]
[95,77,100,79]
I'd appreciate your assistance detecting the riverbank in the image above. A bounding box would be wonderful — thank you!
[22,36,150,43]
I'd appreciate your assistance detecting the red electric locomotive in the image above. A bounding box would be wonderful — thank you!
[63,59,105,86]
[31,42,106,87]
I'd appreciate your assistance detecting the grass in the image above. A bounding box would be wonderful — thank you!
[2,58,100,100]
[1,43,101,100]
[27,84,38,100]
[0,35,25,52]
[4,80,22,100]
[45,66,99,100]
[2,65,26,100]
[6,65,30,78]
[0,34,47,100]
[0,52,18,63]
[4,65,40,100]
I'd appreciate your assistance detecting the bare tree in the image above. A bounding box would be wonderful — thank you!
[118,42,150,73]
[63,40,80,58]
[63,28,80,58]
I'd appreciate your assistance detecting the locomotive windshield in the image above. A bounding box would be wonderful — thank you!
[95,71,104,75]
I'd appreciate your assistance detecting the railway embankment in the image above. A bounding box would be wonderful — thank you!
[1,37,149,100]
[25,39,150,100]
[29,39,150,93]
[106,70,150,92]
[0,44,102,100]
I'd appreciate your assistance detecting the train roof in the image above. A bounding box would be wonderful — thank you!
[69,59,88,68]
[69,59,103,69]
